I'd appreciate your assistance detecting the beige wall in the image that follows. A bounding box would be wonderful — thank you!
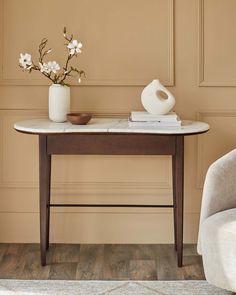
[0,0,235,243]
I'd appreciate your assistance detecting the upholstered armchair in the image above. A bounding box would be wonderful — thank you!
[197,149,236,293]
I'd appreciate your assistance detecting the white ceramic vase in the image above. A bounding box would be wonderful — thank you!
[141,79,175,115]
[48,84,70,122]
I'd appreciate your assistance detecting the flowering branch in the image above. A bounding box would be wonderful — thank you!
[19,27,85,86]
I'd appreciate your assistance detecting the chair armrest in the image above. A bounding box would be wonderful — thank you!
[198,149,236,254]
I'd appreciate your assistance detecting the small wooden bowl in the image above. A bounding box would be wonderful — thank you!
[67,113,92,125]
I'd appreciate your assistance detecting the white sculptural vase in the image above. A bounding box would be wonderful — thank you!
[141,79,175,115]
[48,84,70,122]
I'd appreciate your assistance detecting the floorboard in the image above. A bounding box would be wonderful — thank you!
[0,244,205,281]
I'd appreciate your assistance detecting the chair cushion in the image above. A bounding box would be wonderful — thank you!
[201,208,236,292]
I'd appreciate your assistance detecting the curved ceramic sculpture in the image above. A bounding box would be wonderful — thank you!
[141,79,175,115]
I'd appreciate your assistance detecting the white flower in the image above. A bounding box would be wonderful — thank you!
[39,62,50,74]
[67,40,82,55]
[78,77,81,83]
[19,53,32,69]
[39,61,60,74]
[47,61,60,73]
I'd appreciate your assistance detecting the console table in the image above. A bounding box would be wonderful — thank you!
[14,118,209,267]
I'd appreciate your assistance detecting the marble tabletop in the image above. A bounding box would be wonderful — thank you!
[14,118,210,135]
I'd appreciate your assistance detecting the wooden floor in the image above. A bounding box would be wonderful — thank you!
[0,244,205,280]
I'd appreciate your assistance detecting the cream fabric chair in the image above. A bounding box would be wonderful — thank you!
[197,149,236,293]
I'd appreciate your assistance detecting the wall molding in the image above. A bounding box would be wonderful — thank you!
[196,110,236,188]
[0,0,175,87]
[0,180,172,191]
[198,0,236,87]
[198,0,205,86]
[0,0,3,85]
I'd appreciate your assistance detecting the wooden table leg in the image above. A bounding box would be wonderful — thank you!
[174,136,184,267]
[172,155,177,251]
[39,135,51,266]
[46,156,51,251]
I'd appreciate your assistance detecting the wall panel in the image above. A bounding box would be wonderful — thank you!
[199,0,236,86]
[197,111,236,187]
[0,0,174,86]
[0,212,199,244]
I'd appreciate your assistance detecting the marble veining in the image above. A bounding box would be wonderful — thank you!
[14,118,209,135]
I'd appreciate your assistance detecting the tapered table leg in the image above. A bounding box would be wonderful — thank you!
[172,154,177,251]
[174,136,184,267]
[39,135,51,266]
[46,158,51,251]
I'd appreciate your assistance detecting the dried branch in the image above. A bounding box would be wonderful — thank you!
[19,27,85,85]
